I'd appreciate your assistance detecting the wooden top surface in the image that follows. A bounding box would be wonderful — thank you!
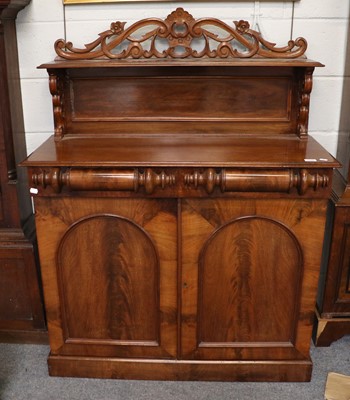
[39,58,324,70]
[22,135,339,169]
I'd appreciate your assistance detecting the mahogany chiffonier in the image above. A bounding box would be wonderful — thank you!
[0,0,46,342]
[21,9,340,381]
[314,156,350,346]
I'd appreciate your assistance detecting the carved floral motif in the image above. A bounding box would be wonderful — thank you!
[110,21,126,35]
[55,8,307,60]
[234,20,250,34]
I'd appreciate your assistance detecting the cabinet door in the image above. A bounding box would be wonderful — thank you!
[35,197,177,359]
[181,198,327,361]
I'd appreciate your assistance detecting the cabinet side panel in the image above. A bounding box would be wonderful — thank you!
[0,246,45,332]
[321,208,350,315]
[0,255,33,320]
[339,223,350,297]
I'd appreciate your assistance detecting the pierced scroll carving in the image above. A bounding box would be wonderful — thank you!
[184,168,329,195]
[48,71,65,140]
[297,68,313,139]
[55,8,307,60]
[31,168,175,194]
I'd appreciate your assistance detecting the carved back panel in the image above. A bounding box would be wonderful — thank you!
[56,66,303,138]
[42,8,322,140]
[55,8,307,61]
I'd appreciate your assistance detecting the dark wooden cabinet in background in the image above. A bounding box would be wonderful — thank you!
[0,0,46,342]
[313,26,350,346]
[22,9,340,381]
[314,165,350,346]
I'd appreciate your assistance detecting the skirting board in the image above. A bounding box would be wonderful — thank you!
[313,309,350,347]
[48,355,312,382]
[0,329,48,345]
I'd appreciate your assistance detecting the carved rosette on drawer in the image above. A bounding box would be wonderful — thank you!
[184,168,329,195]
[31,168,176,194]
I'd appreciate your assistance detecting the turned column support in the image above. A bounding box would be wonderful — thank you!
[297,67,314,139]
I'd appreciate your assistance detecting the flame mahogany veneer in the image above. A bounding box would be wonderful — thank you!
[22,9,340,380]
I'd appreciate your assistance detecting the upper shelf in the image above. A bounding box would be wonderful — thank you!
[38,8,324,141]
[41,7,323,68]
[39,57,323,69]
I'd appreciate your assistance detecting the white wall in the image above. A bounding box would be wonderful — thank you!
[15,0,350,160]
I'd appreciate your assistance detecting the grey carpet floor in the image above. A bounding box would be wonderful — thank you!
[0,336,349,400]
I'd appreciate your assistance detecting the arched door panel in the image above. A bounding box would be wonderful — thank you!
[181,198,326,361]
[35,197,177,359]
